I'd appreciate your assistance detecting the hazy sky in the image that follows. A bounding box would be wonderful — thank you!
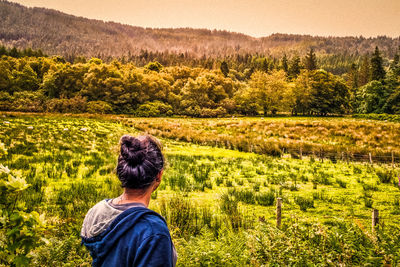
[12,0,400,38]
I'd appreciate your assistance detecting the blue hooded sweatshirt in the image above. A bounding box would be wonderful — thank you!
[81,200,176,267]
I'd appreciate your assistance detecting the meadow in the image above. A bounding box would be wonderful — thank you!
[1,113,400,266]
[125,116,400,162]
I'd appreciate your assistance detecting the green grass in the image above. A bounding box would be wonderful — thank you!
[125,116,400,161]
[1,113,400,266]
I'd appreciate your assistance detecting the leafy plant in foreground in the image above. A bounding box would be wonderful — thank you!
[0,150,45,266]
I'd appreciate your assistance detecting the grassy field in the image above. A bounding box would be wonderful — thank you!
[125,117,400,162]
[1,113,400,266]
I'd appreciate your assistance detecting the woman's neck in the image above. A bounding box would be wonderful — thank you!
[115,188,152,207]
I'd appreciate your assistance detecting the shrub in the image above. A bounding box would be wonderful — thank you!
[250,221,400,266]
[256,189,275,206]
[336,178,347,188]
[135,101,173,117]
[364,197,373,208]
[219,193,249,230]
[158,195,202,238]
[376,169,395,184]
[145,61,163,72]
[46,95,87,113]
[228,188,256,204]
[31,237,91,266]
[177,229,250,266]
[352,113,400,122]
[11,91,47,112]
[86,100,113,114]
[0,163,45,266]
[295,196,315,211]
[0,91,13,111]
[199,107,227,118]
[361,182,379,191]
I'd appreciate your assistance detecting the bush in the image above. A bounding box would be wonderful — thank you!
[228,188,255,204]
[31,237,91,266]
[352,113,400,122]
[86,100,113,114]
[0,161,45,266]
[336,178,347,188]
[295,196,315,211]
[46,96,87,113]
[177,229,250,266]
[199,107,227,118]
[376,169,395,184]
[364,197,373,208]
[11,91,47,112]
[135,101,173,117]
[250,221,400,266]
[145,61,163,72]
[256,190,275,206]
[158,195,202,238]
[0,91,13,111]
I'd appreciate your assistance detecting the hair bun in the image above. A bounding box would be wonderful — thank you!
[120,135,146,166]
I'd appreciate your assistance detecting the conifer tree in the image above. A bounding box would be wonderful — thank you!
[304,48,317,70]
[389,46,400,76]
[261,58,269,73]
[9,47,19,58]
[281,54,288,73]
[0,45,7,56]
[371,46,386,81]
[220,61,229,77]
[288,56,301,79]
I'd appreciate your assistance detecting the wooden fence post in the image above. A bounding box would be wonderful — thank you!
[369,153,373,164]
[300,148,302,160]
[276,197,282,228]
[372,209,379,231]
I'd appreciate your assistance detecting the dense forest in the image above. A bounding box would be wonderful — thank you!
[1,45,399,116]
[1,1,400,75]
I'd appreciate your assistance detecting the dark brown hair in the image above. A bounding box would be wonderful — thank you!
[116,135,164,189]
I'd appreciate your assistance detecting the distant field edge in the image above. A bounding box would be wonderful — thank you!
[352,113,400,122]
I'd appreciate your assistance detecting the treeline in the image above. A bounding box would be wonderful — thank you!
[0,44,362,75]
[0,46,399,117]
[0,45,46,58]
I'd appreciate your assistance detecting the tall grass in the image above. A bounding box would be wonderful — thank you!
[126,117,400,162]
[2,114,400,266]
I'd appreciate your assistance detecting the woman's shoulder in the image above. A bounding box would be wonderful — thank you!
[139,210,170,236]
[116,208,171,242]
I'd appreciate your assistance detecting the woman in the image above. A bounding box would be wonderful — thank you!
[81,135,177,267]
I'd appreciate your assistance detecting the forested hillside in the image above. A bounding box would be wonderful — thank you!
[1,0,399,62]
[1,45,399,116]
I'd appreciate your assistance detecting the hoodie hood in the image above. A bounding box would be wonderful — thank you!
[81,200,126,239]
[81,200,167,266]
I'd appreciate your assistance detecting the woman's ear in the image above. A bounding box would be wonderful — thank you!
[156,169,163,182]
[152,170,163,192]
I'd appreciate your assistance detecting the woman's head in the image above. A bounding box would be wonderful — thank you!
[117,135,164,189]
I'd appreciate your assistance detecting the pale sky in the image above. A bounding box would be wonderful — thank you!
[12,0,400,38]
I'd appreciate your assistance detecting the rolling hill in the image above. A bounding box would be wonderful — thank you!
[1,1,399,59]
